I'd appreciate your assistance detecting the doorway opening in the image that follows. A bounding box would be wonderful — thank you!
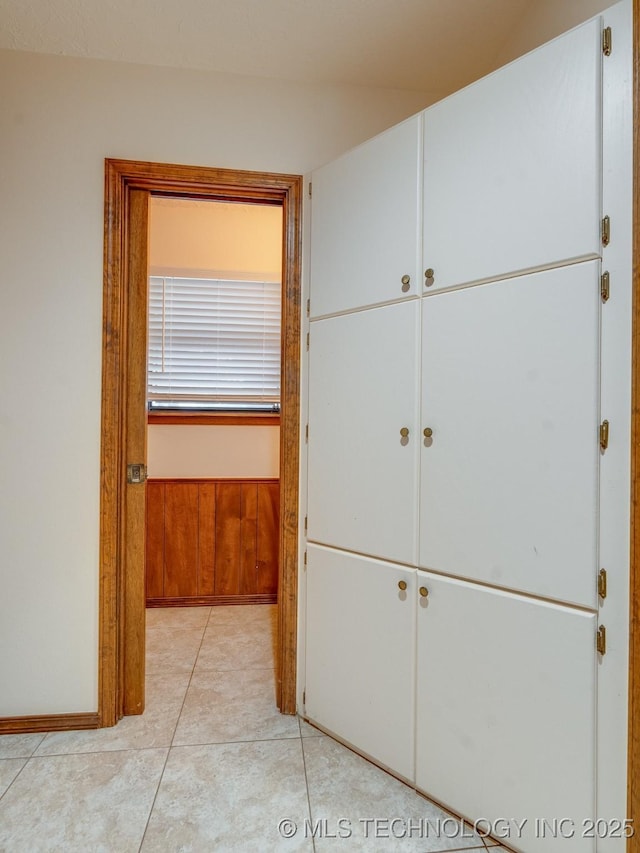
[99,160,302,726]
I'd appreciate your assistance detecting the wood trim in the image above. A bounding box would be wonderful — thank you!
[101,159,301,727]
[147,477,279,484]
[148,412,280,426]
[629,1,640,847]
[0,713,100,735]
[147,594,277,608]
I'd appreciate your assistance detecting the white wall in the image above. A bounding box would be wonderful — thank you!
[0,47,435,717]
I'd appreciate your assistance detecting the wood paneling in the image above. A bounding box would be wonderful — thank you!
[101,160,301,724]
[257,481,279,595]
[145,481,164,599]
[164,483,199,597]
[215,482,242,596]
[146,479,279,604]
[198,483,216,596]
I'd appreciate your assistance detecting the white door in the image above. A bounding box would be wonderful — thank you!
[310,114,422,318]
[308,300,420,565]
[415,570,597,853]
[305,545,416,781]
[422,17,601,293]
[419,261,601,608]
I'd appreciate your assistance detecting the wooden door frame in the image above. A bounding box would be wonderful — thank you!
[99,159,302,726]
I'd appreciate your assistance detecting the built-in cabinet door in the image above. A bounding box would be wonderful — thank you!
[310,114,422,318]
[420,261,600,608]
[308,300,420,565]
[415,570,597,853]
[305,545,416,781]
[422,17,601,292]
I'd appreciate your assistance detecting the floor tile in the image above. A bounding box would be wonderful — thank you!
[196,618,276,670]
[302,737,486,851]
[0,733,45,759]
[206,603,276,627]
[173,668,300,746]
[0,748,167,852]
[299,718,326,738]
[140,739,313,852]
[35,672,191,755]
[0,759,27,798]
[145,606,211,630]
[145,626,205,675]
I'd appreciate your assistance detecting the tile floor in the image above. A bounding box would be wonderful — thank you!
[0,605,509,852]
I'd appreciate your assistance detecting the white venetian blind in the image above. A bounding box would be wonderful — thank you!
[148,276,281,411]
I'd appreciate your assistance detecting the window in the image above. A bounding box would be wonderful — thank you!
[147,275,281,413]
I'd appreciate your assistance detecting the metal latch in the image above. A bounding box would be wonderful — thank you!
[127,463,147,484]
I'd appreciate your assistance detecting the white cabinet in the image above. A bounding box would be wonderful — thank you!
[307,300,420,565]
[310,114,422,318]
[415,570,597,853]
[422,17,602,292]
[304,6,630,850]
[305,544,416,781]
[420,261,600,608]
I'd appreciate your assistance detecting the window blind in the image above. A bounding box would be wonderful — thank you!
[148,276,281,411]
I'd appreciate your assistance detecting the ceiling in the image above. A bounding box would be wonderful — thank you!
[0,0,536,95]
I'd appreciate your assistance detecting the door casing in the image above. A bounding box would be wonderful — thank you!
[100,159,302,724]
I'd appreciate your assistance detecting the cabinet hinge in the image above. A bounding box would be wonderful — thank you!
[602,215,611,247]
[306,331,310,351]
[304,515,308,534]
[600,419,610,451]
[598,568,608,600]
[306,297,310,317]
[303,550,307,568]
[602,26,612,56]
[597,625,607,656]
[303,689,306,705]
[305,423,309,443]
[601,271,610,303]
[308,182,312,198]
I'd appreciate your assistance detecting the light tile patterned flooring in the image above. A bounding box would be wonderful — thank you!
[0,605,509,852]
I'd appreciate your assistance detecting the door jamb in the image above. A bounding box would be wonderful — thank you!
[99,159,302,725]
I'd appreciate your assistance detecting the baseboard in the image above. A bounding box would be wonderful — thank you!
[146,594,277,608]
[0,712,100,735]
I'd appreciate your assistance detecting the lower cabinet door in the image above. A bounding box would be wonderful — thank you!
[415,570,597,853]
[305,544,416,781]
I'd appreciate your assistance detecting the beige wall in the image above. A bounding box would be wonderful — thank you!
[0,47,434,717]
[494,0,608,66]
[148,197,282,479]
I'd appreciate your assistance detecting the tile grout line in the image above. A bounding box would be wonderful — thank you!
[299,722,317,853]
[136,606,212,852]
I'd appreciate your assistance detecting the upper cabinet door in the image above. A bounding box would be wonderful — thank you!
[310,114,422,318]
[423,18,602,292]
[308,300,420,565]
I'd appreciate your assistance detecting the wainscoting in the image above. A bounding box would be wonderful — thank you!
[146,478,279,606]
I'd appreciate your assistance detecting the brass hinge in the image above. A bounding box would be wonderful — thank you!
[602,215,611,247]
[306,331,310,351]
[304,515,308,533]
[598,568,608,600]
[308,182,312,198]
[601,271,610,303]
[306,297,310,317]
[597,625,607,656]
[303,550,307,568]
[603,26,612,56]
[600,419,610,451]
[305,423,309,443]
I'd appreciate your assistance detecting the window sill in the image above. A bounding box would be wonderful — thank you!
[147,411,280,426]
